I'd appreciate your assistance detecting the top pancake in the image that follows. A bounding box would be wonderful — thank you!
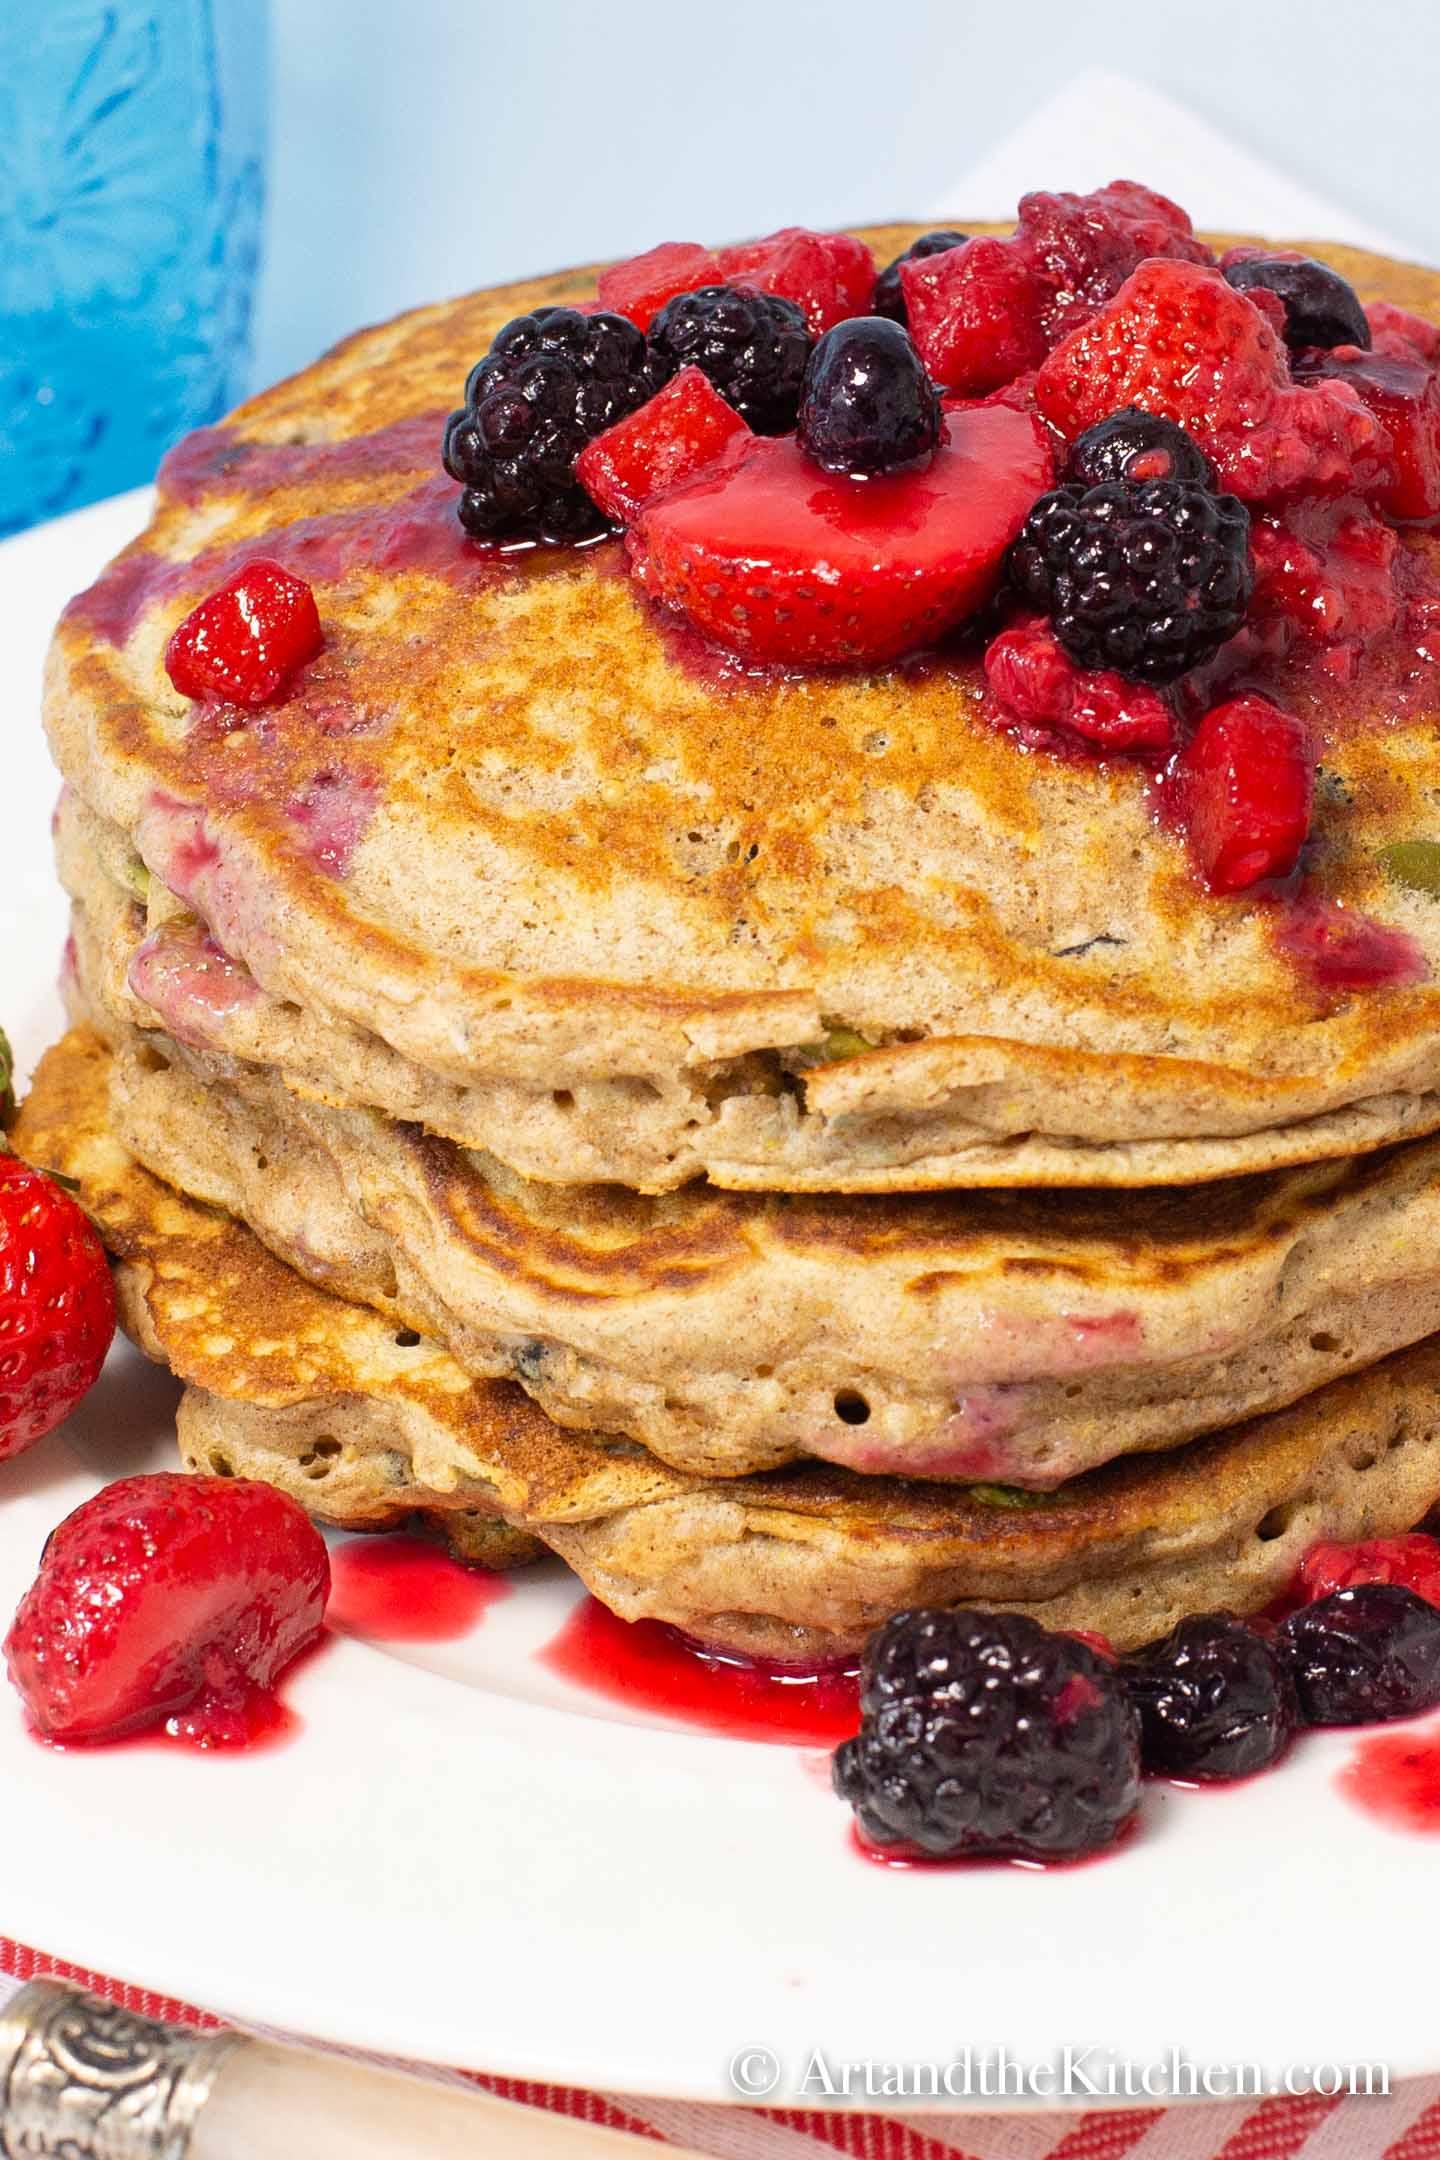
[44,224,1440,1192]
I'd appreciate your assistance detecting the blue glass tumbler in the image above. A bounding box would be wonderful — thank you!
[0,0,268,535]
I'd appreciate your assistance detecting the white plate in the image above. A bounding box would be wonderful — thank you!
[0,496,1435,2107]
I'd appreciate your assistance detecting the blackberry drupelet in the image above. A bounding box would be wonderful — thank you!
[1064,408,1216,490]
[872,229,970,325]
[1009,478,1253,683]
[797,317,942,477]
[832,1608,1141,1861]
[1223,254,1371,352]
[646,284,811,434]
[1124,1614,1296,1780]
[1279,1583,1440,1726]
[443,306,660,543]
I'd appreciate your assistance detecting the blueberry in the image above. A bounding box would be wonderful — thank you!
[1222,254,1371,352]
[873,230,970,325]
[797,318,942,479]
[1124,1614,1296,1780]
[1279,1583,1440,1725]
[1064,408,1216,490]
[832,1608,1141,1861]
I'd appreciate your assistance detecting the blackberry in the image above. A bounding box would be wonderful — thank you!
[797,318,942,477]
[646,285,810,435]
[1009,479,1253,684]
[873,229,970,325]
[1124,1614,1296,1781]
[442,306,659,544]
[832,1608,1141,1861]
[1223,254,1371,353]
[1279,1583,1440,1726]
[1064,408,1216,490]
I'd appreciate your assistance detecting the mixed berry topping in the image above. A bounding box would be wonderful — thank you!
[1009,477,1253,683]
[5,1473,329,1746]
[1220,248,1371,352]
[1123,1613,1296,1781]
[1063,409,1216,490]
[797,317,942,476]
[1298,1534,1440,1608]
[872,229,969,325]
[443,306,661,542]
[1278,1583,1440,1726]
[646,284,811,436]
[575,365,749,524]
[983,618,1175,753]
[164,557,323,707]
[1167,694,1314,893]
[0,1159,114,1460]
[832,1608,1142,1862]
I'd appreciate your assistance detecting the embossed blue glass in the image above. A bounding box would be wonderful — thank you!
[0,1,268,535]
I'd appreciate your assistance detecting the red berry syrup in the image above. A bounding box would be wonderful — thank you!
[540,1596,860,1745]
[328,1534,512,1643]
[1339,1723,1440,1833]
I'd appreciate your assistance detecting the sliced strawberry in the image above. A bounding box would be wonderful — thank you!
[903,236,1049,396]
[628,404,1052,667]
[1298,350,1440,519]
[6,1474,329,1746]
[1299,1535,1440,1609]
[715,226,875,337]
[576,366,749,523]
[596,241,720,331]
[0,1160,114,1459]
[984,618,1175,754]
[1170,694,1313,893]
[1037,259,1384,500]
[165,557,323,706]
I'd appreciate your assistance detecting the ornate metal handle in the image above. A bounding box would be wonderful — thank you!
[0,1980,240,2159]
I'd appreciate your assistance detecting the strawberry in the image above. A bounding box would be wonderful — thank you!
[575,366,749,523]
[6,1474,329,1746]
[1298,1535,1440,1610]
[1249,499,1401,650]
[714,226,875,337]
[984,618,1175,754]
[1016,178,1212,341]
[1297,350,1440,519]
[1036,259,1384,500]
[1169,694,1313,893]
[0,1159,114,1459]
[902,236,1049,396]
[595,241,719,331]
[165,557,323,707]
[628,403,1053,667]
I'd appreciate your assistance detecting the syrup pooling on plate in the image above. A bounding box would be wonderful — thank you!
[328,1534,513,1644]
[1340,1722,1440,1832]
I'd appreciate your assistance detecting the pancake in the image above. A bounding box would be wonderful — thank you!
[63,865,1440,1487]
[44,227,1440,1195]
[17,1025,1440,1659]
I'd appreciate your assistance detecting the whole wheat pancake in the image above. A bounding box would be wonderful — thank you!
[63,873,1440,1490]
[17,1026,1440,1658]
[44,228,1440,1194]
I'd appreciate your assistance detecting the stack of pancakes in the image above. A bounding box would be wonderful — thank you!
[25,225,1440,1659]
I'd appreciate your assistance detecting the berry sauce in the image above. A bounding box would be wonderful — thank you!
[327,1533,512,1643]
[1339,1723,1440,1833]
[540,1596,860,1745]
[1270,893,1429,993]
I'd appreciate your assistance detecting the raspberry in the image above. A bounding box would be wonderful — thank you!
[596,241,720,331]
[1279,1583,1440,1726]
[1063,409,1215,490]
[832,1608,1141,1861]
[1169,694,1313,893]
[873,229,969,325]
[713,226,876,337]
[1016,178,1212,342]
[1221,248,1371,351]
[1366,303,1440,365]
[628,403,1052,667]
[1009,478,1252,683]
[164,558,323,707]
[1298,1535,1440,1609]
[901,236,1048,396]
[983,618,1175,754]
[1249,499,1401,651]
[1037,259,1385,500]
[1123,1614,1296,1781]
[5,1474,329,1745]
[0,1158,114,1458]
[797,317,941,477]
[575,366,749,523]
[646,285,810,435]
[442,306,661,543]
[1296,350,1440,519]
